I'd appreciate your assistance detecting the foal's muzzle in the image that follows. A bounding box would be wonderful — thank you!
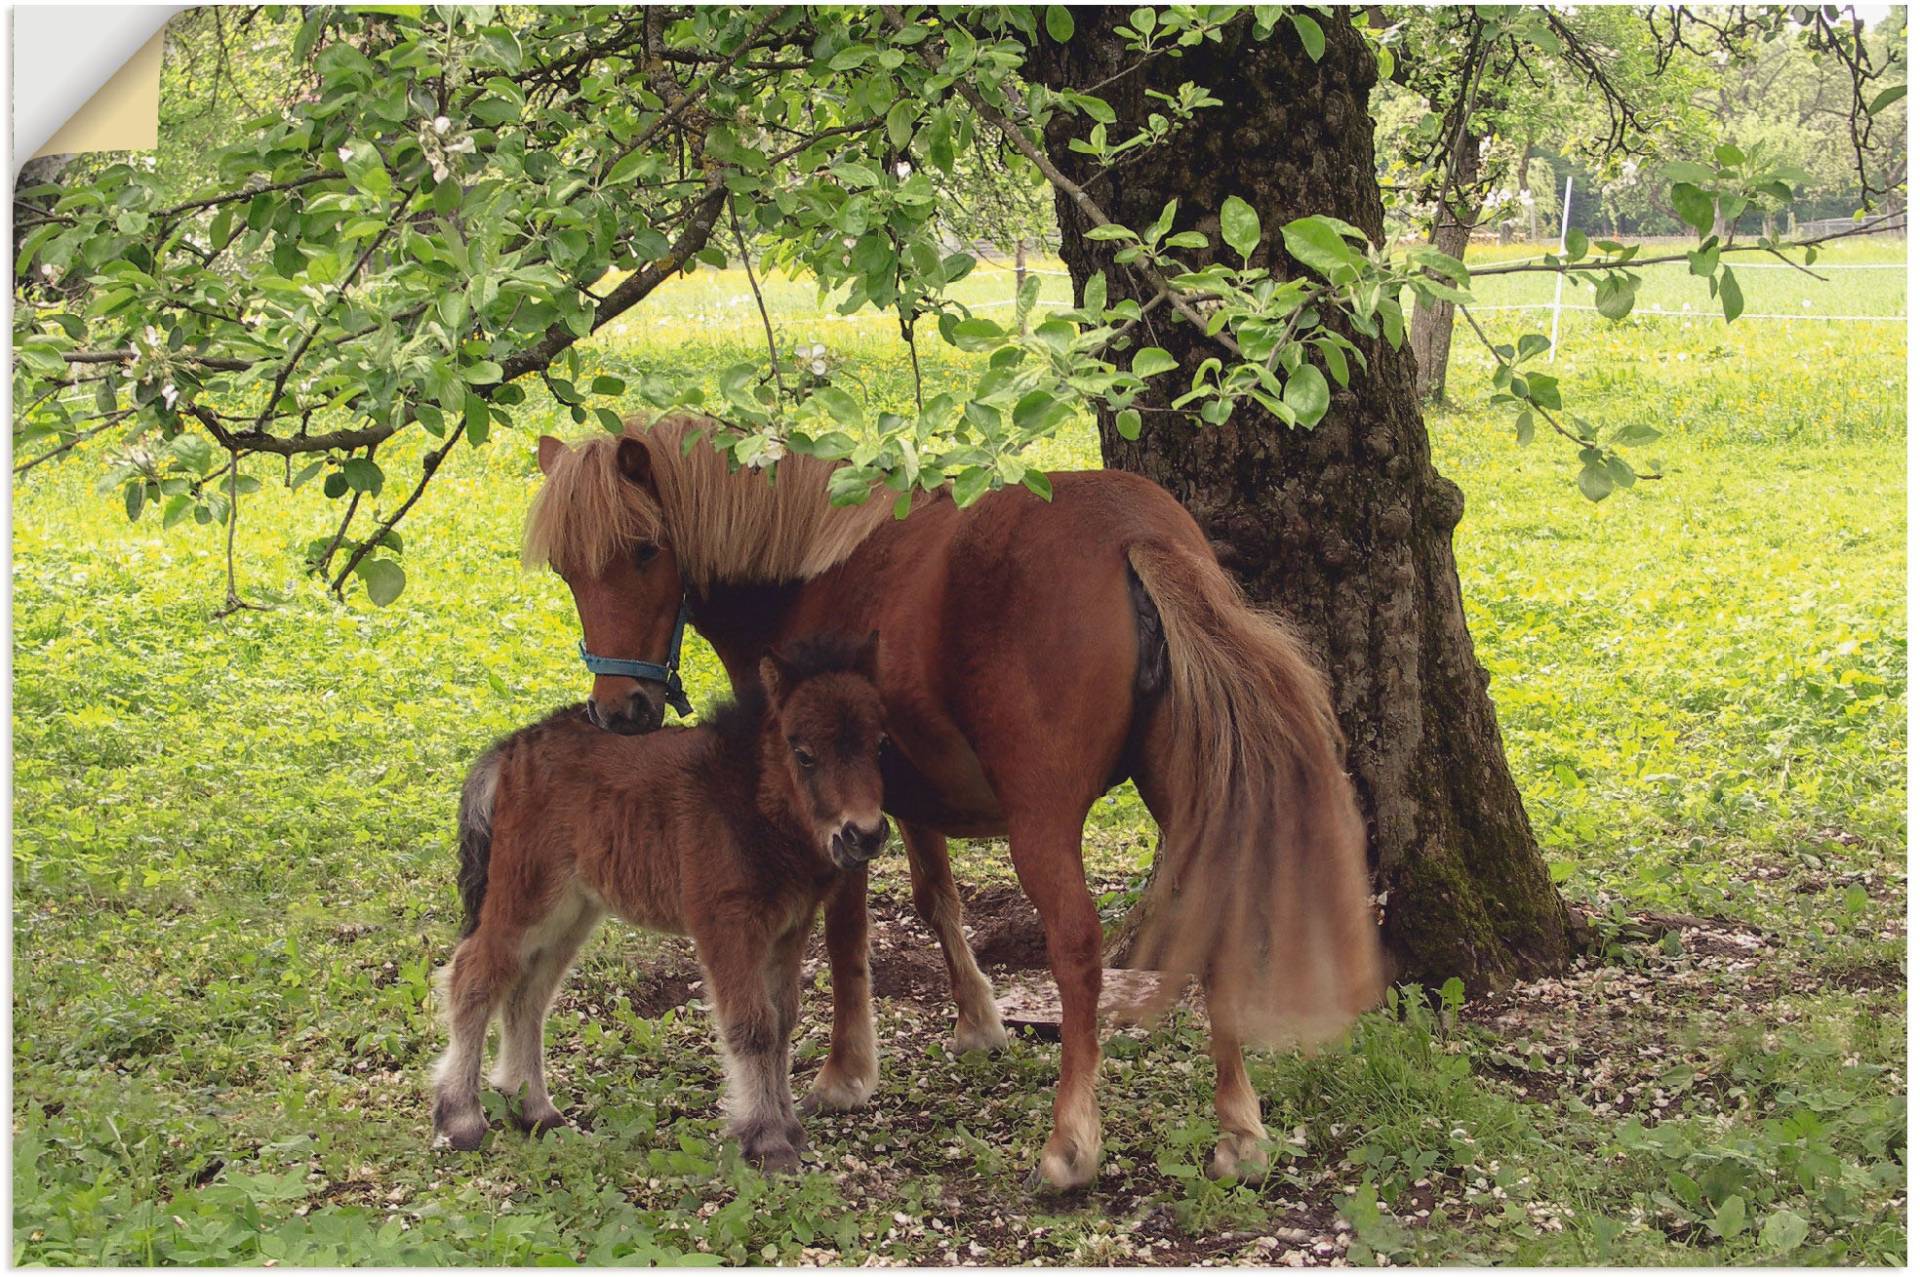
[586,686,664,735]
[830,819,890,869]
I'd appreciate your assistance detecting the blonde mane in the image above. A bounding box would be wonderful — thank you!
[522,414,896,587]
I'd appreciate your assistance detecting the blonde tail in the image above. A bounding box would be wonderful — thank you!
[1125,541,1386,1046]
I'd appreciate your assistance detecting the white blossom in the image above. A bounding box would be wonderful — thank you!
[337,144,354,164]
[432,115,451,134]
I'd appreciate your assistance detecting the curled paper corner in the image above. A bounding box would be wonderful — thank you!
[13,6,183,176]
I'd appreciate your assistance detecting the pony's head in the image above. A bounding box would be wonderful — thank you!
[526,432,681,735]
[759,631,891,870]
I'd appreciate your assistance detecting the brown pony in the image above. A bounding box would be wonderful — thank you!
[524,415,1385,1190]
[430,631,891,1171]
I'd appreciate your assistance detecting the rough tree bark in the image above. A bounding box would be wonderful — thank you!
[1032,11,1575,990]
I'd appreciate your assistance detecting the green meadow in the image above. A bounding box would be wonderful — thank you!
[12,241,1906,1264]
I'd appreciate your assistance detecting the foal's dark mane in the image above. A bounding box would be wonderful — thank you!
[701,631,878,763]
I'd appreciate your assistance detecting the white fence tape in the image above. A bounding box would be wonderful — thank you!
[1469,303,1902,322]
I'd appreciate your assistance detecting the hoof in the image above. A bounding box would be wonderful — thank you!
[1207,1132,1270,1182]
[432,1115,489,1153]
[1026,1135,1100,1193]
[953,1017,1011,1054]
[798,1069,874,1114]
[783,1116,809,1151]
[511,1108,570,1138]
[743,1138,802,1175]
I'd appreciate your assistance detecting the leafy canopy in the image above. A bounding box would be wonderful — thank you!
[11,5,1903,603]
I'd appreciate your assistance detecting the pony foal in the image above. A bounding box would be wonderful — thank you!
[430,631,891,1171]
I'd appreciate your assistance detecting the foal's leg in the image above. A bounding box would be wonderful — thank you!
[493,894,601,1135]
[903,823,1009,1053]
[431,928,524,1150]
[696,919,801,1172]
[1005,810,1106,1192]
[799,865,878,1113]
[765,918,812,1149]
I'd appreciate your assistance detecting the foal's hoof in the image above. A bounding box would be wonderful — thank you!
[1207,1131,1271,1183]
[511,1108,571,1138]
[744,1139,802,1175]
[432,1116,489,1153]
[952,1017,1011,1054]
[1025,1135,1100,1193]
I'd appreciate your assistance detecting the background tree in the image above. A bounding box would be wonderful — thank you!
[11,4,1903,989]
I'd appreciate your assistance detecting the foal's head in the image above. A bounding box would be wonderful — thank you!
[759,631,891,870]
[528,433,684,735]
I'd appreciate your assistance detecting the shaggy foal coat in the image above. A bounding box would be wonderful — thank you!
[430,633,890,1170]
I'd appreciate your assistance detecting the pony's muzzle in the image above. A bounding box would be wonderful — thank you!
[586,684,663,735]
[830,818,891,869]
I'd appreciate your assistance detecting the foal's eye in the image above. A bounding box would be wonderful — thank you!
[633,542,660,566]
[791,744,816,769]
[876,733,891,754]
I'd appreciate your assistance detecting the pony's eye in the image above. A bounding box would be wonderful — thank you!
[634,542,660,566]
[791,744,816,769]
[876,733,890,754]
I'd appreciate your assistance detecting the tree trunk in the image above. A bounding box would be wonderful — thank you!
[1407,112,1484,405]
[1032,12,1574,990]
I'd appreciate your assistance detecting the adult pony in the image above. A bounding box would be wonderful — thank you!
[524,414,1384,1189]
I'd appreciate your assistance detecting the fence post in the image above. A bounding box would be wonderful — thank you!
[1549,175,1573,364]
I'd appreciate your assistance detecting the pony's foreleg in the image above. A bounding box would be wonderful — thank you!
[798,866,878,1114]
[1006,813,1105,1192]
[431,932,521,1151]
[697,923,802,1173]
[903,823,1008,1054]
[493,895,600,1135]
[1202,972,1270,1181]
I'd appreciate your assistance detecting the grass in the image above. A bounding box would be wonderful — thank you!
[12,239,1907,1264]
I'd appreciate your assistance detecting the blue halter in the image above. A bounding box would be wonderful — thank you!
[578,599,693,717]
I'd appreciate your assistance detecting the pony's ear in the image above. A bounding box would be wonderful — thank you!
[854,629,881,681]
[615,437,654,491]
[536,435,565,475]
[758,652,795,705]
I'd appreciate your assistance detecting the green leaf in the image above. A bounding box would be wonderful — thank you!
[1280,216,1361,280]
[1289,12,1326,61]
[1593,274,1637,321]
[1708,1195,1747,1240]
[1131,347,1178,378]
[1220,195,1261,263]
[1610,422,1662,447]
[1759,1210,1809,1254]
[1867,83,1906,115]
[1670,183,1716,236]
[1713,142,1746,168]
[885,99,917,149]
[1563,228,1588,260]
[1021,469,1053,500]
[1084,223,1137,241]
[1283,364,1329,428]
[1044,5,1074,42]
[1514,409,1535,445]
[1719,267,1744,322]
[1578,461,1614,502]
[341,457,384,495]
[358,558,406,606]
[465,390,491,445]
[1114,408,1142,441]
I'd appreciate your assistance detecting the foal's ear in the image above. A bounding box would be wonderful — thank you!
[536,434,566,475]
[854,629,881,681]
[615,437,654,491]
[758,652,796,705]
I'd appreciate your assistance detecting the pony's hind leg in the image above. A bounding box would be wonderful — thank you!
[1203,974,1270,1181]
[1003,810,1106,1192]
[431,930,523,1150]
[493,893,601,1135]
[696,920,801,1173]
[903,823,1008,1054]
[799,866,878,1114]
